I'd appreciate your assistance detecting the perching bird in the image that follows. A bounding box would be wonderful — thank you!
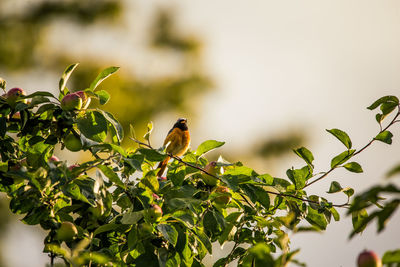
[157,118,190,177]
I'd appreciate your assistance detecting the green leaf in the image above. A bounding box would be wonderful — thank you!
[96,90,110,105]
[157,224,178,247]
[381,101,398,115]
[100,110,124,144]
[89,66,119,91]
[143,121,153,143]
[343,188,354,197]
[306,206,328,230]
[121,211,143,224]
[142,171,159,192]
[327,181,343,194]
[77,110,108,142]
[377,200,400,232]
[139,148,166,162]
[130,124,136,139]
[343,162,363,173]
[331,149,355,168]
[168,167,186,186]
[0,117,6,137]
[93,223,122,236]
[386,164,400,178]
[195,140,225,156]
[59,63,79,94]
[218,212,242,246]
[192,227,212,254]
[24,91,55,99]
[64,183,93,205]
[375,131,393,144]
[293,147,314,167]
[330,207,340,221]
[224,166,257,177]
[382,249,400,264]
[351,209,369,234]
[286,166,310,189]
[0,161,8,172]
[98,165,126,189]
[367,95,399,110]
[326,128,352,149]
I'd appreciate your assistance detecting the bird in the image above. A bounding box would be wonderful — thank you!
[157,118,191,177]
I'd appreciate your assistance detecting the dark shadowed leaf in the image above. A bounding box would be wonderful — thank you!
[157,224,178,247]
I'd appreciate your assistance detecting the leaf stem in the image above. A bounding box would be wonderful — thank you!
[305,107,400,188]
[129,137,349,208]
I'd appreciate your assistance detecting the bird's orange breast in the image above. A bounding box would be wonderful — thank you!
[164,128,190,156]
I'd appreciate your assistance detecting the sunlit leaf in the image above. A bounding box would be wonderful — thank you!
[59,63,79,94]
[98,165,126,189]
[195,140,225,156]
[326,128,352,149]
[367,95,399,110]
[293,147,314,167]
[375,131,393,144]
[331,149,355,168]
[89,66,119,91]
[343,162,363,173]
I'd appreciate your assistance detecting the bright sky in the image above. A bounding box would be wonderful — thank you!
[4,1,400,266]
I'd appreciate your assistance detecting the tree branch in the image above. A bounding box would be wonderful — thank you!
[305,107,400,188]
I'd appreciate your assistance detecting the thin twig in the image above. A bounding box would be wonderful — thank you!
[129,137,349,208]
[305,108,400,188]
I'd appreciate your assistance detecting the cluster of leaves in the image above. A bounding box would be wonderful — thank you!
[348,96,400,266]
[0,65,399,267]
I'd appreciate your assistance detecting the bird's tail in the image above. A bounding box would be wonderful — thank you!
[157,156,170,177]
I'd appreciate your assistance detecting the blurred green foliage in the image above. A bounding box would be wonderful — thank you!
[0,0,212,144]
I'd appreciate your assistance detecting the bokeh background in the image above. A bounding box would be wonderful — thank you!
[1,0,400,266]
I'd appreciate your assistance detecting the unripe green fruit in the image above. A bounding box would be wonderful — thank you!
[138,223,153,238]
[6,87,27,105]
[357,250,382,267]
[214,186,231,206]
[144,204,163,223]
[75,91,91,109]
[64,133,82,152]
[56,221,78,241]
[201,161,219,186]
[61,93,83,111]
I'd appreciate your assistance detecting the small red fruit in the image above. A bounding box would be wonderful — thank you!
[61,93,83,111]
[357,250,382,267]
[6,87,27,105]
[49,155,60,162]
